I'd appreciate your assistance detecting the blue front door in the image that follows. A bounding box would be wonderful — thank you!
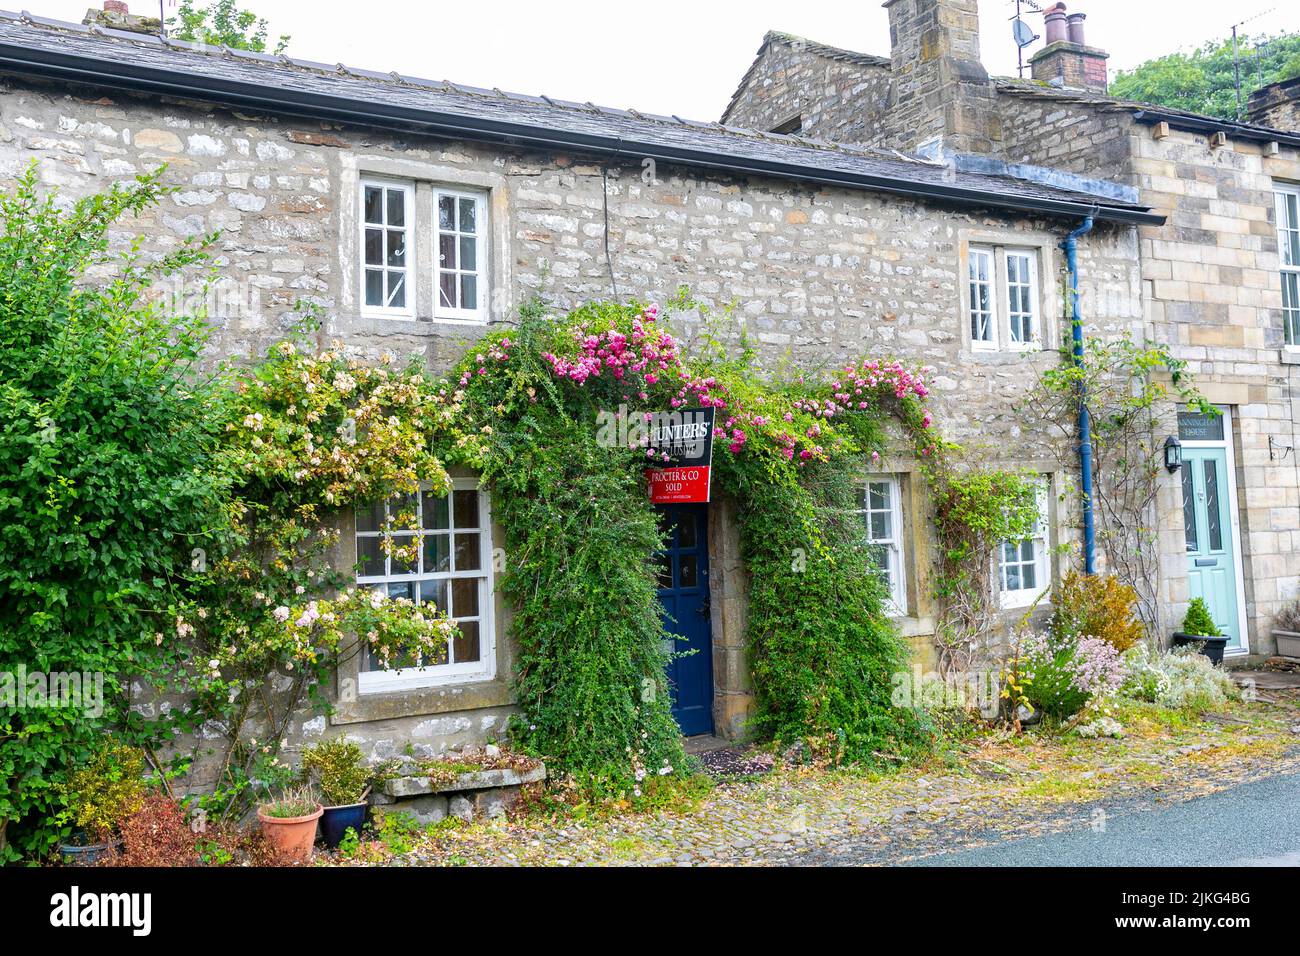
[655,504,713,736]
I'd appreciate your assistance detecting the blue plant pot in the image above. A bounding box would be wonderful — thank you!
[319,803,368,848]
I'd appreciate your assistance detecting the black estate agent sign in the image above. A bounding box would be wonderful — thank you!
[645,407,714,503]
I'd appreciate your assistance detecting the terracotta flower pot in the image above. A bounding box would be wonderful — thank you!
[257,805,323,863]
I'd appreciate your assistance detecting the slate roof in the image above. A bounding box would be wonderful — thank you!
[0,10,1159,224]
[996,78,1300,148]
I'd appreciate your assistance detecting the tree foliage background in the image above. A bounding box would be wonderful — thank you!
[1109,32,1300,120]
[168,0,290,54]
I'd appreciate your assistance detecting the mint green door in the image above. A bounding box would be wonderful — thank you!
[1179,446,1243,652]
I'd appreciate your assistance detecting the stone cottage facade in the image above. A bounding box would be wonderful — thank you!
[0,3,1179,767]
[726,0,1300,662]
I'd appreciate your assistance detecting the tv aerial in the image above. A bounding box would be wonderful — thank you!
[1010,0,1043,78]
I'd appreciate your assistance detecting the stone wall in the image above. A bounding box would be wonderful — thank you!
[0,75,1144,759]
[1248,76,1300,133]
[721,35,893,146]
[991,86,1300,654]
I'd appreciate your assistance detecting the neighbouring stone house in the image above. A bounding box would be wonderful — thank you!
[0,3,1175,769]
[726,0,1300,662]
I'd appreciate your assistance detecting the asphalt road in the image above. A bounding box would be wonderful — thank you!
[902,769,1300,867]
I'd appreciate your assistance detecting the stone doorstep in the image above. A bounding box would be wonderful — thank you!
[379,763,547,799]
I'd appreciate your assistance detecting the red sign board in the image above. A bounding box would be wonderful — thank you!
[646,465,712,504]
[644,407,714,503]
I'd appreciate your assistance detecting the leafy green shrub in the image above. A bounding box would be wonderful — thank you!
[1050,571,1144,652]
[301,739,371,806]
[55,742,148,842]
[0,165,229,860]
[1121,644,1238,711]
[1181,598,1221,637]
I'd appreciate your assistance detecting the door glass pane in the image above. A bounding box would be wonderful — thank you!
[1180,463,1199,552]
[1203,459,1223,552]
[460,274,477,310]
[655,552,672,589]
[1177,411,1224,442]
[459,235,476,271]
[678,514,697,549]
[679,554,698,588]
[438,195,455,230]
[459,197,476,232]
[439,272,456,310]
[364,228,382,265]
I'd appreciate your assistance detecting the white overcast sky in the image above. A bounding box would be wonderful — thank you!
[25,0,1300,119]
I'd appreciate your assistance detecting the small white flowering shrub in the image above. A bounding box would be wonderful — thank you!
[1121,643,1239,712]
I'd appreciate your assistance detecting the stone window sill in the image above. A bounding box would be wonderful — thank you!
[330,677,514,725]
[1281,348,1300,366]
[344,314,496,338]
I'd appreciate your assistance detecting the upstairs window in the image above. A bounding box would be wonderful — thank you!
[435,189,487,321]
[361,179,413,317]
[357,177,490,323]
[1277,185,1300,346]
[967,244,1042,351]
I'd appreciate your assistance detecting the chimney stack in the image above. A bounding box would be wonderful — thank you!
[1066,12,1087,45]
[1029,3,1109,92]
[82,2,163,37]
[1043,3,1068,44]
[882,0,1001,155]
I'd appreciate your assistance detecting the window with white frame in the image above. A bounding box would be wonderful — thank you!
[998,478,1051,608]
[968,246,996,348]
[361,179,413,317]
[357,177,489,323]
[858,477,907,614]
[435,189,487,321]
[355,478,494,692]
[1277,185,1300,346]
[967,244,1043,351]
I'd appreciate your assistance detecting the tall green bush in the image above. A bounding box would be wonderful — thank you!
[0,165,230,859]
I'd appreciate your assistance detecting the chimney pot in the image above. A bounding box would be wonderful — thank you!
[1067,12,1087,45]
[103,1,128,13]
[1044,3,1069,45]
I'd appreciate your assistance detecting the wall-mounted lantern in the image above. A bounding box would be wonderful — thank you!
[1163,435,1183,474]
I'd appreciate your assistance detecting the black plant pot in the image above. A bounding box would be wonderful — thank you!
[1172,632,1229,666]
